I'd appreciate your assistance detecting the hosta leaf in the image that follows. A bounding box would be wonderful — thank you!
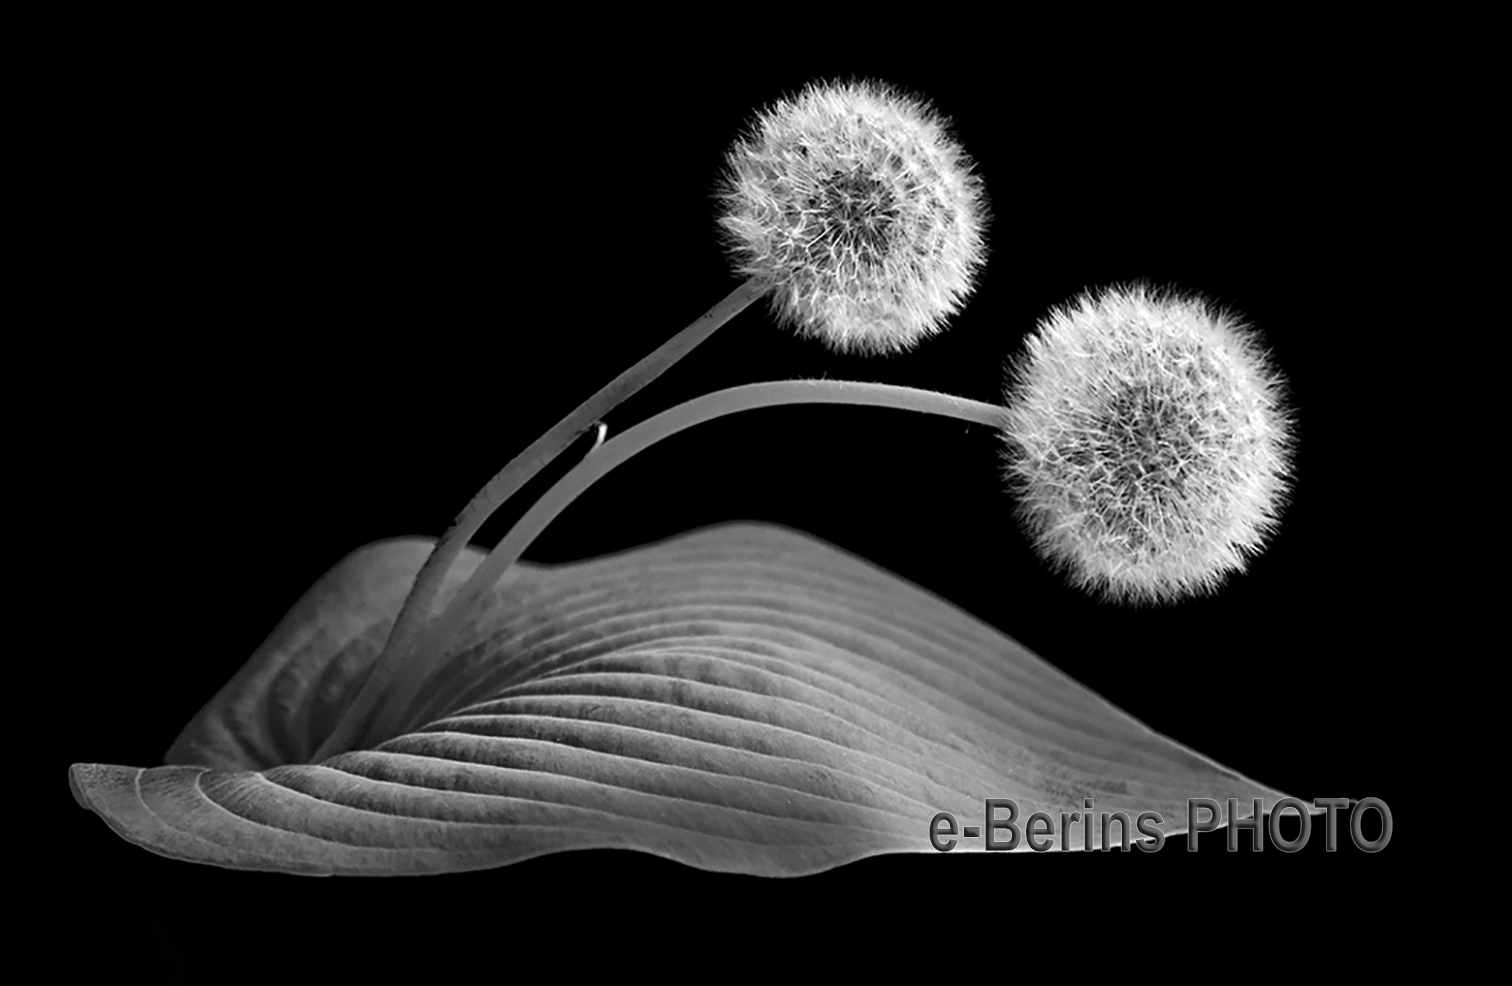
[70,523,1289,875]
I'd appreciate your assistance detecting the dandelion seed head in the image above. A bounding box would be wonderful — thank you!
[718,79,989,353]
[1001,285,1293,604]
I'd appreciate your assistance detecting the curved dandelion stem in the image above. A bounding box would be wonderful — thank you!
[316,276,768,760]
[336,380,1005,754]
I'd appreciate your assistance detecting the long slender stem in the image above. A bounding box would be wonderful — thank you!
[347,380,1006,751]
[314,276,768,761]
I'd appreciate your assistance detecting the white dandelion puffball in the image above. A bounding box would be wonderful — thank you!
[1001,285,1294,604]
[718,79,989,353]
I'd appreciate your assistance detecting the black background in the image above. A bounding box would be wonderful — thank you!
[53,26,1416,975]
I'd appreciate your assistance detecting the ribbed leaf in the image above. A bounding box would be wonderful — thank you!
[70,524,1287,875]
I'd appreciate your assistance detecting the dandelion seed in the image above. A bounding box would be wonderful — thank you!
[1001,285,1293,604]
[718,79,990,353]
